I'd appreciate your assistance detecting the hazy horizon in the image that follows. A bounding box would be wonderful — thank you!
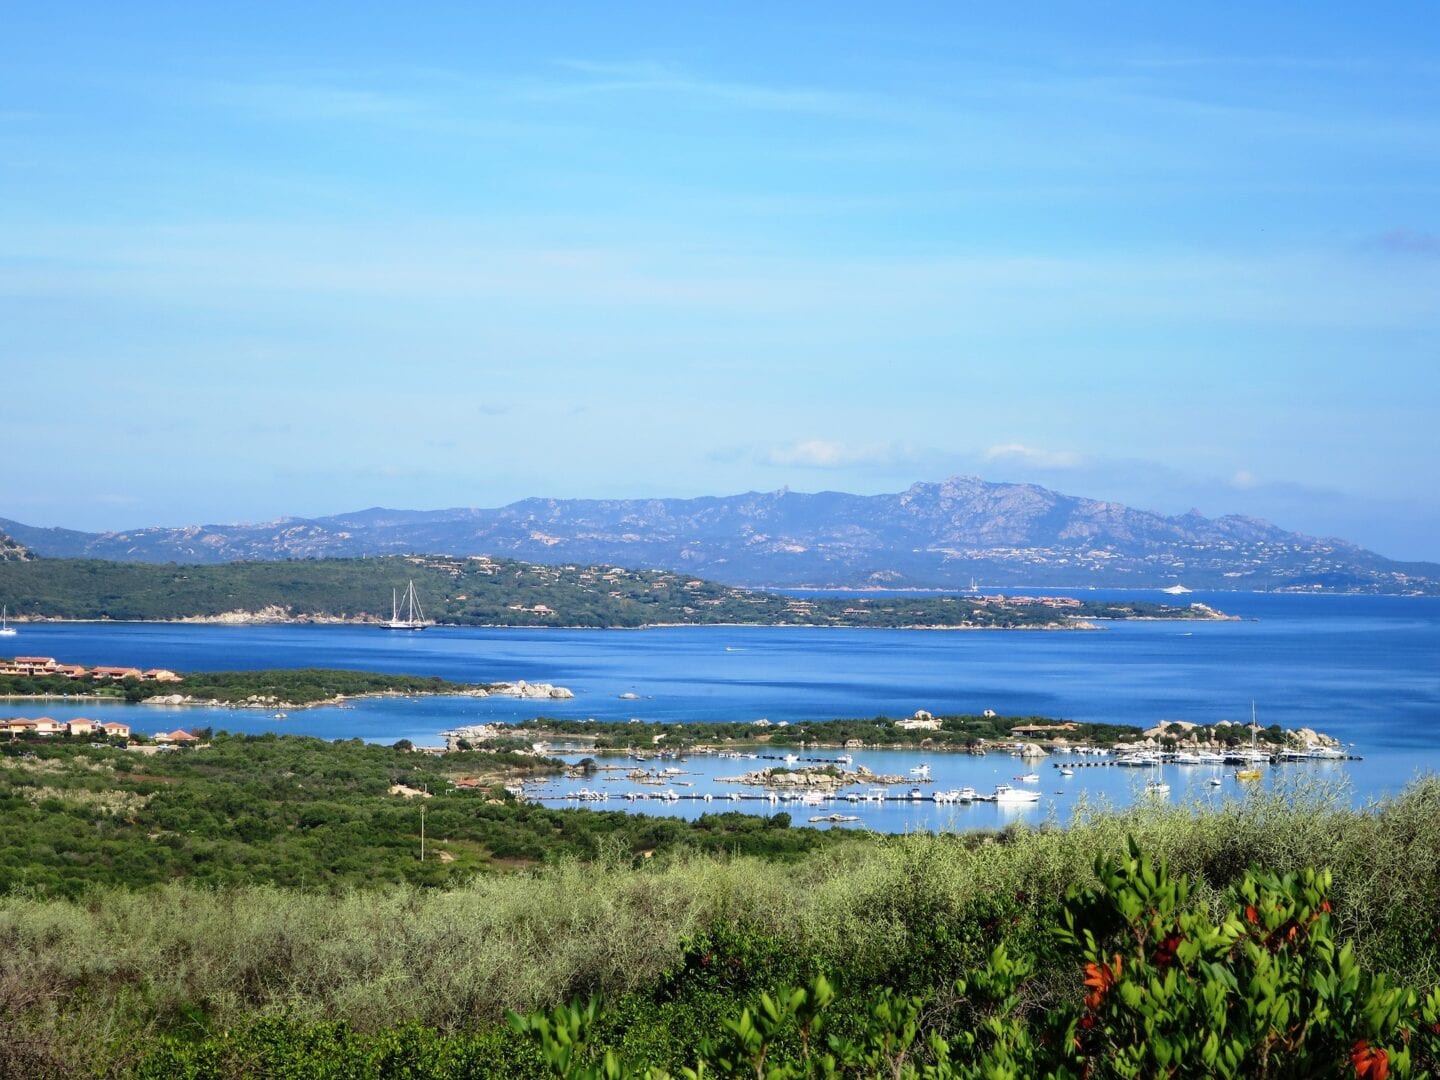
[3,5,1437,559]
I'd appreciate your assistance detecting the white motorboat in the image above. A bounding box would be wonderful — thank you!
[1015,772,1040,783]
[993,784,1041,804]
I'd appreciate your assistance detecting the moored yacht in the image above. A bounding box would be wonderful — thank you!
[382,581,429,630]
[993,784,1041,804]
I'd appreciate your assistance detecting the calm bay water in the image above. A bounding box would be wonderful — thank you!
[5,591,1438,829]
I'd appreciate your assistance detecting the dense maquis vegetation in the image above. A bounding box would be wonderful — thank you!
[517,714,1297,752]
[0,552,1220,627]
[1,666,493,706]
[0,736,857,897]
[6,777,1440,1077]
[519,714,1149,751]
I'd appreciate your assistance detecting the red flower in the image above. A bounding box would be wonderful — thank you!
[1351,1040,1390,1080]
[1153,932,1184,969]
[1246,905,1260,924]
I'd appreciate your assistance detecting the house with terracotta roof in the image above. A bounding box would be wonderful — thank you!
[30,717,64,736]
[90,666,144,681]
[101,721,131,738]
[5,718,37,735]
[6,656,59,675]
[153,729,200,745]
[142,669,183,683]
[66,717,97,736]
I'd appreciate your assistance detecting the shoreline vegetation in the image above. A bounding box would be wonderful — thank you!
[492,713,1326,754]
[0,666,573,710]
[2,731,1439,1077]
[0,552,1231,629]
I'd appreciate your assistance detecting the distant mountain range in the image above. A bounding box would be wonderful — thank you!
[3,476,1436,593]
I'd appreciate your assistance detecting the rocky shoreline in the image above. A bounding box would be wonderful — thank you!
[718,764,914,789]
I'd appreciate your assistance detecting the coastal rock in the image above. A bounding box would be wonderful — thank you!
[489,680,574,700]
[723,764,910,789]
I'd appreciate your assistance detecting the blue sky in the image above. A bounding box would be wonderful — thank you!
[3,3,1438,559]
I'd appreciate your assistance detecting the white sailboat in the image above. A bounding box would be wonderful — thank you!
[0,605,15,637]
[382,581,429,630]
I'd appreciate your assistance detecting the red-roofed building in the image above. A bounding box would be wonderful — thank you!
[102,721,131,739]
[66,718,97,736]
[154,729,200,744]
[6,657,58,675]
[91,666,144,681]
[141,669,183,683]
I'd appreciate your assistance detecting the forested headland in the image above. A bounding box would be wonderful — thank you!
[0,666,497,708]
[0,553,1225,628]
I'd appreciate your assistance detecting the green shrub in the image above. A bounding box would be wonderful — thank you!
[510,840,1440,1078]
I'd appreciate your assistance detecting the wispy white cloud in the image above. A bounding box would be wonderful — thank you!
[984,443,1083,469]
[767,439,915,469]
[210,80,429,123]
[537,59,888,119]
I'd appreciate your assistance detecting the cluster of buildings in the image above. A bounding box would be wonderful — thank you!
[0,656,183,682]
[6,716,131,738]
[3,716,201,743]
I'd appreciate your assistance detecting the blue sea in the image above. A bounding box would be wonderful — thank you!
[5,591,1438,830]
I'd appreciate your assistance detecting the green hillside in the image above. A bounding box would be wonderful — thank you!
[0,553,1216,627]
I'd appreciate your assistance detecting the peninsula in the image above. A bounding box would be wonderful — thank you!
[0,660,572,710]
[0,552,1229,629]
